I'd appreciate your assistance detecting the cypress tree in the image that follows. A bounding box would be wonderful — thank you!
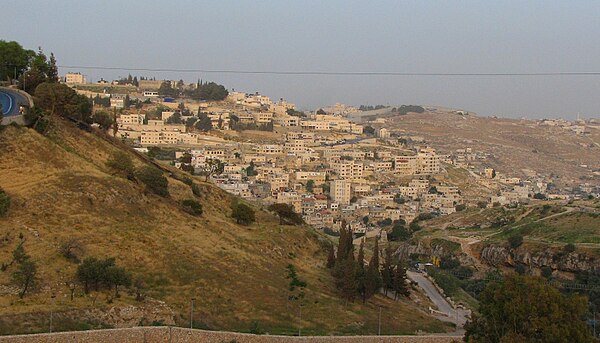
[393,264,410,299]
[365,239,382,299]
[47,53,59,83]
[340,252,356,302]
[326,245,336,269]
[381,247,394,295]
[356,241,367,303]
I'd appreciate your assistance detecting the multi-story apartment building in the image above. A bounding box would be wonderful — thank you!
[331,179,352,205]
[417,147,440,174]
[65,72,86,84]
[332,160,363,180]
[394,155,419,175]
[295,171,326,184]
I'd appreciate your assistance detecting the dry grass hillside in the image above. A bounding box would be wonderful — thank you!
[0,121,452,335]
[379,109,599,188]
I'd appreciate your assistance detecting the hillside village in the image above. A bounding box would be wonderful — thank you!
[64,73,600,242]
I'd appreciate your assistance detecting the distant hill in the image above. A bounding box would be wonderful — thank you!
[0,119,451,335]
[372,109,600,188]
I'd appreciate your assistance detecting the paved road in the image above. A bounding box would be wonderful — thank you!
[0,87,30,118]
[407,271,468,327]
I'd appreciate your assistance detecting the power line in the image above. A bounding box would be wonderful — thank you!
[56,65,600,76]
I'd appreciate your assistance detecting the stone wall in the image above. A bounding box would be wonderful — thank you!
[0,327,461,343]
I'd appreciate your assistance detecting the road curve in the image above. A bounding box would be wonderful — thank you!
[0,87,31,124]
[407,271,468,327]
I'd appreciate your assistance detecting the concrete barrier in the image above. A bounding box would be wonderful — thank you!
[0,327,461,343]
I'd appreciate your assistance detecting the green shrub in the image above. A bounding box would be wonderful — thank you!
[540,266,553,279]
[389,224,411,241]
[106,151,135,179]
[0,187,10,217]
[231,202,255,225]
[429,269,460,297]
[191,183,201,197]
[508,235,524,249]
[564,243,576,253]
[182,199,203,216]
[135,166,169,197]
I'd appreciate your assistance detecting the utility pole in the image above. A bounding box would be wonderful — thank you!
[49,294,56,333]
[378,306,382,335]
[190,297,196,329]
[298,304,302,336]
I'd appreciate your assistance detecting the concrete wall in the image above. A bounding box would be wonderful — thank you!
[0,327,461,343]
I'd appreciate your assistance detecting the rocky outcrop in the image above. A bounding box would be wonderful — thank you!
[480,245,599,273]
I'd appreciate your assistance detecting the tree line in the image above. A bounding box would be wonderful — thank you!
[326,228,409,303]
[158,80,228,101]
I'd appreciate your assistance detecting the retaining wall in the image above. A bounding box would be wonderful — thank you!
[0,327,461,343]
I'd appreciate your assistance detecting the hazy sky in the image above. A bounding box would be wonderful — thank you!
[3,1,600,119]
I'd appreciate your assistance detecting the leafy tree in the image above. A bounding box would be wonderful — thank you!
[34,82,92,122]
[533,192,547,200]
[197,158,224,182]
[195,112,213,132]
[12,258,37,299]
[508,234,524,249]
[76,257,106,294]
[464,275,593,343]
[92,111,113,131]
[0,40,33,83]
[377,218,393,227]
[185,117,197,128]
[396,105,425,115]
[455,204,466,211]
[0,187,10,217]
[363,125,375,135]
[105,265,131,297]
[106,151,135,179]
[158,81,177,98]
[231,202,255,225]
[59,239,85,263]
[19,47,53,93]
[166,112,183,124]
[393,194,406,204]
[188,82,228,101]
[316,108,326,114]
[179,152,192,164]
[135,166,169,197]
[286,108,305,117]
[389,223,411,241]
[268,203,303,225]
[182,199,203,216]
[245,161,258,177]
[306,179,315,193]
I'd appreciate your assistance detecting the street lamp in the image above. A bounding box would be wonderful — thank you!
[190,297,196,329]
